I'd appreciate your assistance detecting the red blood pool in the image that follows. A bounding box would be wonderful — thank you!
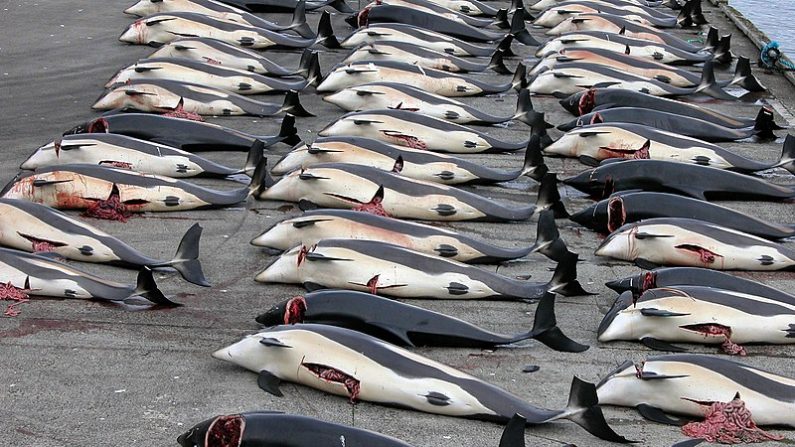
[206,414,244,447]
[0,282,31,317]
[303,363,361,402]
[682,395,783,444]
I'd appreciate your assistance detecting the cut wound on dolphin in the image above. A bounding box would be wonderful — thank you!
[681,395,783,444]
[302,363,360,402]
[675,245,722,265]
[206,414,244,447]
[680,324,746,356]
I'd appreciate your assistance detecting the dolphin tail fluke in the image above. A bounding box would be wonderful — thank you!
[163,223,210,287]
[774,134,795,175]
[316,11,341,49]
[565,377,632,443]
[280,91,314,117]
[712,35,733,65]
[498,414,526,447]
[731,56,767,92]
[547,252,590,297]
[488,50,511,75]
[510,9,540,46]
[497,35,516,57]
[510,62,527,91]
[529,210,573,263]
[133,267,180,306]
[536,173,568,218]
[753,107,778,139]
[694,60,735,100]
[524,292,589,352]
[494,8,510,29]
[520,133,548,181]
[287,1,315,39]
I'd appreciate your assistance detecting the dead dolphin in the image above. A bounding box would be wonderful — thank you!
[212,325,628,441]
[606,267,795,305]
[597,286,795,353]
[317,109,530,153]
[595,217,795,271]
[317,60,526,97]
[93,79,313,117]
[64,113,300,152]
[148,39,317,76]
[256,290,588,351]
[323,84,542,127]
[342,41,511,74]
[105,57,320,95]
[563,159,795,201]
[21,133,263,179]
[123,0,314,38]
[178,412,529,447]
[271,135,546,185]
[1,162,266,214]
[570,191,795,240]
[251,207,570,263]
[0,198,208,286]
[596,354,795,427]
[0,248,176,305]
[256,239,587,299]
[546,124,795,174]
[257,162,564,222]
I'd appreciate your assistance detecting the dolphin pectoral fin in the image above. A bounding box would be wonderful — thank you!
[424,391,451,406]
[640,309,690,317]
[257,370,284,397]
[635,404,690,426]
[578,155,601,167]
[499,414,527,447]
[641,337,688,352]
[634,258,661,270]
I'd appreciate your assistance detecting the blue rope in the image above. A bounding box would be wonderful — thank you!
[761,41,795,70]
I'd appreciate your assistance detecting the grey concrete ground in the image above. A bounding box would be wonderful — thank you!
[0,1,793,446]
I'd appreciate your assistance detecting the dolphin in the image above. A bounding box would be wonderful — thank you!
[570,192,795,240]
[251,207,571,263]
[557,107,778,142]
[353,4,539,45]
[256,239,588,299]
[536,31,720,65]
[317,109,530,153]
[270,135,547,185]
[329,23,513,57]
[596,354,795,427]
[21,133,263,179]
[256,162,564,222]
[118,12,318,49]
[323,84,543,127]
[178,412,529,447]
[214,0,353,13]
[0,248,177,305]
[316,60,526,97]
[342,41,511,74]
[0,199,208,286]
[123,0,314,38]
[104,57,319,95]
[605,267,795,305]
[595,217,795,271]
[560,88,768,127]
[212,325,629,441]
[147,39,317,76]
[64,113,300,152]
[527,60,733,99]
[1,161,266,215]
[93,79,313,117]
[597,286,795,353]
[546,124,795,174]
[562,159,795,201]
[256,290,588,351]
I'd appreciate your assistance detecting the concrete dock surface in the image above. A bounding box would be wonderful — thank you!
[0,1,793,446]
